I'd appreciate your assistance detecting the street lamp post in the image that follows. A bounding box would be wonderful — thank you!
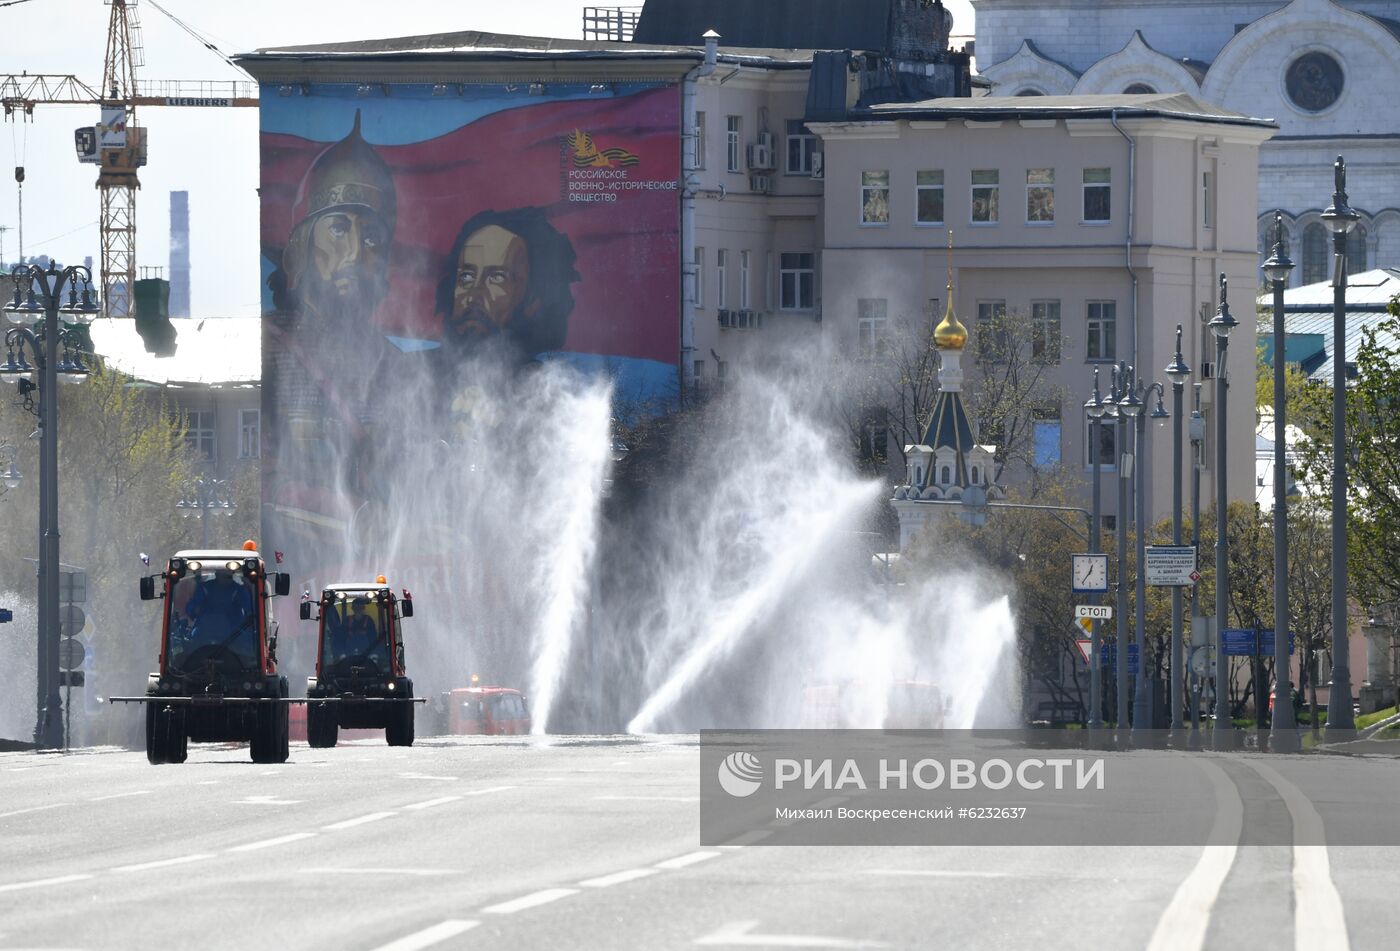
[1123,371,1168,744]
[1164,327,1192,746]
[1083,368,1108,732]
[1113,362,1131,739]
[176,476,236,549]
[0,262,98,750]
[1321,156,1359,737]
[1189,384,1204,747]
[1262,211,1300,751]
[1209,273,1238,748]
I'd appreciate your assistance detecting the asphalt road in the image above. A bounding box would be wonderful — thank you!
[0,735,1392,951]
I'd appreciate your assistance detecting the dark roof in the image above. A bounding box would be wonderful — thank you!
[916,388,977,489]
[855,92,1275,128]
[633,0,893,51]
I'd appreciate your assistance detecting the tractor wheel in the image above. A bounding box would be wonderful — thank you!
[386,686,415,747]
[167,706,189,764]
[307,702,339,748]
[250,702,281,764]
[278,680,290,762]
[145,702,167,765]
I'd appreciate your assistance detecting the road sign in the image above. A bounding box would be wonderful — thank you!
[58,638,86,670]
[1071,553,1109,593]
[59,670,85,688]
[1076,617,1093,635]
[1145,546,1198,586]
[1075,639,1093,665]
[0,607,11,623]
[59,568,86,604]
[1221,629,1295,656]
[1075,604,1113,620]
[1190,645,1211,677]
[61,604,86,638]
[1260,630,1295,655]
[1099,642,1140,675]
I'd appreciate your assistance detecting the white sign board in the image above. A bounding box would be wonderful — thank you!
[98,106,127,149]
[1075,604,1113,620]
[1145,545,1198,586]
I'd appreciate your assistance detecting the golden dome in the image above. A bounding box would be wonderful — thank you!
[933,294,968,350]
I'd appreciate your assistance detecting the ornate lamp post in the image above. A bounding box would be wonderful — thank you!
[0,262,98,749]
[1163,327,1191,746]
[1261,212,1299,750]
[1083,368,1108,732]
[1112,362,1131,739]
[1208,274,1238,748]
[1320,156,1359,736]
[1123,370,1167,743]
[176,476,236,549]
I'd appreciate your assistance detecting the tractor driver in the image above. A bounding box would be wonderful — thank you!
[185,571,257,662]
[344,597,381,655]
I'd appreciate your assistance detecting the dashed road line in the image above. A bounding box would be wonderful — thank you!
[462,785,516,796]
[301,868,456,877]
[398,773,458,782]
[112,854,214,873]
[655,851,722,870]
[0,873,93,894]
[324,811,397,831]
[234,795,304,806]
[227,832,317,853]
[369,919,479,951]
[862,869,1010,879]
[719,829,773,848]
[579,868,659,888]
[403,796,462,811]
[595,795,699,802]
[0,803,70,820]
[482,888,579,914]
[89,790,151,803]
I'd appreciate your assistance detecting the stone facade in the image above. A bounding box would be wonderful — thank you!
[974,0,1400,281]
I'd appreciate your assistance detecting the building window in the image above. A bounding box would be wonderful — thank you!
[976,300,1008,363]
[693,111,706,169]
[1033,406,1062,467]
[726,115,741,172]
[858,299,888,358]
[1026,168,1054,222]
[238,409,260,460]
[785,119,816,175]
[1031,300,1061,364]
[185,410,215,461]
[765,251,773,310]
[1085,416,1117,468]
[717,360,729,383]
[1087,301,1117,361]
[779,252,815,310]
[716,249,728,309]
[1083,167,1111,222]
[1202,171,1214,229]
[861,170,890,225]
[915,170,944,225]
[1347,225,1367,276]
[693,358,705,381]
[1302,223,1327,285]
[693,247,704,308]
[971,169,999,223]
[739,250,751,309]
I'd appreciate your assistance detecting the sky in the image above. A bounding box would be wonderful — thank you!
[0,0,974,317]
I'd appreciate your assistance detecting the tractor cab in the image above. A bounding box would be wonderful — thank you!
[120,540,294,765]
[299,576,420,747]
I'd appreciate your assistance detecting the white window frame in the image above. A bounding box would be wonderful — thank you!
[1202,170,1214,230]
[785,119,816,175]
[186,410,215,462]
[739,250,751,309]
[861,170,891,226]
[915,169,944,226]
[1082,167,1111,223]
[238,408,260,460]
[692,111,706,169]
[1032,406,1062,468]
[857,299,888,358]
[1026,168,1055,224]
[1084,415,1118,471]
[779,252,815,311]
[693,247,704,309]
[726,115,741,173]
[716,249,728,310]
[1086,300,1117,362]
[1031,299,1061,365]
[971,169,999,225]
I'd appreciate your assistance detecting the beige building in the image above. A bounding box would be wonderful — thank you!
[807,94,1275,532]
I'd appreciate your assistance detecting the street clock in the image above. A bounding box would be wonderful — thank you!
[1071,554,1109,593]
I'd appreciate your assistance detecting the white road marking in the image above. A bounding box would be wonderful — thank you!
[862,869,1011,879]
[0,803,70,820]
[227,832,317,852]
[655,851,722,870]
[695,921,890,948]
[579,867,659,888]
[112,853,214,873]
[1145,757,1244,951]
[369,919,479,951]
[595,795,699,802]
[301,868,456,877]
[718,829,773,848]
[398,772,458,781]
[462,785,517,796]
[234,795,304,806]
[1244,759,1351,951]
[324,811,396,831]
[403,796,462,811]
[89,790,151,802]
[482,888,579,914]
[0,873,94,894]
[195,780,220,785]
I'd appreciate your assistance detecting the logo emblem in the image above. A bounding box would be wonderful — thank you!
[567,128,639,169]
[717,751,763,798]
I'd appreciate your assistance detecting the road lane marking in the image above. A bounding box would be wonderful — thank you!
[0,873,93,893]
[90,790,151,803]
[234,795,304,806]
[112,854,214,873]
[227,832,317,852]
[1244,759,1351,951]
[482,888,579,914]
[1145,757,1243,951]
[398,772,458,781]
[0,803,71,819]
[595,795,699,802]
[403,796,461,811]
[462,785,516,796]
[655,851,722,870]
[862,870,1010,878]
[579,868,659,888]
[369,920,479,951]
[718,830,773,848]
[695,921,890,948]
[324,811,396,831]
[301,868,456,877]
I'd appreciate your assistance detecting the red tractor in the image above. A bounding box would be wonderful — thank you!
[114,541,294,765]
[300,577,422,748]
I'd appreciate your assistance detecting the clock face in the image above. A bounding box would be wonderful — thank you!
[1072,554,1109,592]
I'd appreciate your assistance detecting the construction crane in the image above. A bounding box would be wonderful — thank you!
[0,0,257,318]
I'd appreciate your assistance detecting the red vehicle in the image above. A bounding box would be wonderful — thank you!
[299,577,422,748]
[446,684,533,735]
[117,542,294,765]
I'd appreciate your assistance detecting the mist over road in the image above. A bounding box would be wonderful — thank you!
[0,737,1394,950]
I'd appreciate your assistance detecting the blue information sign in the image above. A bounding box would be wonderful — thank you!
[1222,629,1295,656]
[1098,643,1140,675]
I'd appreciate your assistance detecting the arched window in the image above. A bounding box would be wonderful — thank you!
[915,466,923,485]
[971,465,979,484]
[1015,88,1045,97]
[1347,224,1367,275]
[941,465,951,484]
[1123,83,1156,95]
[1302,223,1328,286]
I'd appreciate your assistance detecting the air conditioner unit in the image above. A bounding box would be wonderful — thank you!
[749,174,772,194]
[746,143,774,171]
[810,151,825,179]
[718,309,733,328]
[756,131,775,151]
